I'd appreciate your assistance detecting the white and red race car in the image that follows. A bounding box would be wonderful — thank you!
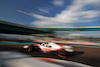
[23,42,74,58]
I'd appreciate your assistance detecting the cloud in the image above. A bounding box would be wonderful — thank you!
[52,0,65,6]
[31,13,74,27]
[31,0,100,27]
[81,10,100,19]
[38,8,49,13]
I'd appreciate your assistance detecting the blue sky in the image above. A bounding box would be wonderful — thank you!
[0,0,72,26]
[0,0,100,38]
[0,0,100,27]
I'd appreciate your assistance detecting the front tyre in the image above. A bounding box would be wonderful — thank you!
[57,50,67,58]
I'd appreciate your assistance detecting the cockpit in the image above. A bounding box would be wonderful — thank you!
[40,42,51,48]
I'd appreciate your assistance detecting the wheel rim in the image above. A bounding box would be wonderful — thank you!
[28,46,32,51]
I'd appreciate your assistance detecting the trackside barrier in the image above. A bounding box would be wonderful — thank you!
[0,42,38,45]
[0,42,100,48]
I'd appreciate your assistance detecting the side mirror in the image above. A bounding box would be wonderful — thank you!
[48,46,51,48]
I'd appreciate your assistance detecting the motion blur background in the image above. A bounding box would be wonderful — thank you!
[0,0,100,42]
[0,0,100,67]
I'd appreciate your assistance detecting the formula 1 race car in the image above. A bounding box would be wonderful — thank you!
[23,42,74,58]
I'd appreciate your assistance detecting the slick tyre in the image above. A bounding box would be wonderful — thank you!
[27,45,33,52]
[57,50,67,58]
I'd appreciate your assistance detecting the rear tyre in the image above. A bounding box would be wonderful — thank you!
[27,45,33,52]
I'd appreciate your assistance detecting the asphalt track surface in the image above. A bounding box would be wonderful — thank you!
[0,45,100,67]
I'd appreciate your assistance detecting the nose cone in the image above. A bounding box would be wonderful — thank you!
[63,45,74,52]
